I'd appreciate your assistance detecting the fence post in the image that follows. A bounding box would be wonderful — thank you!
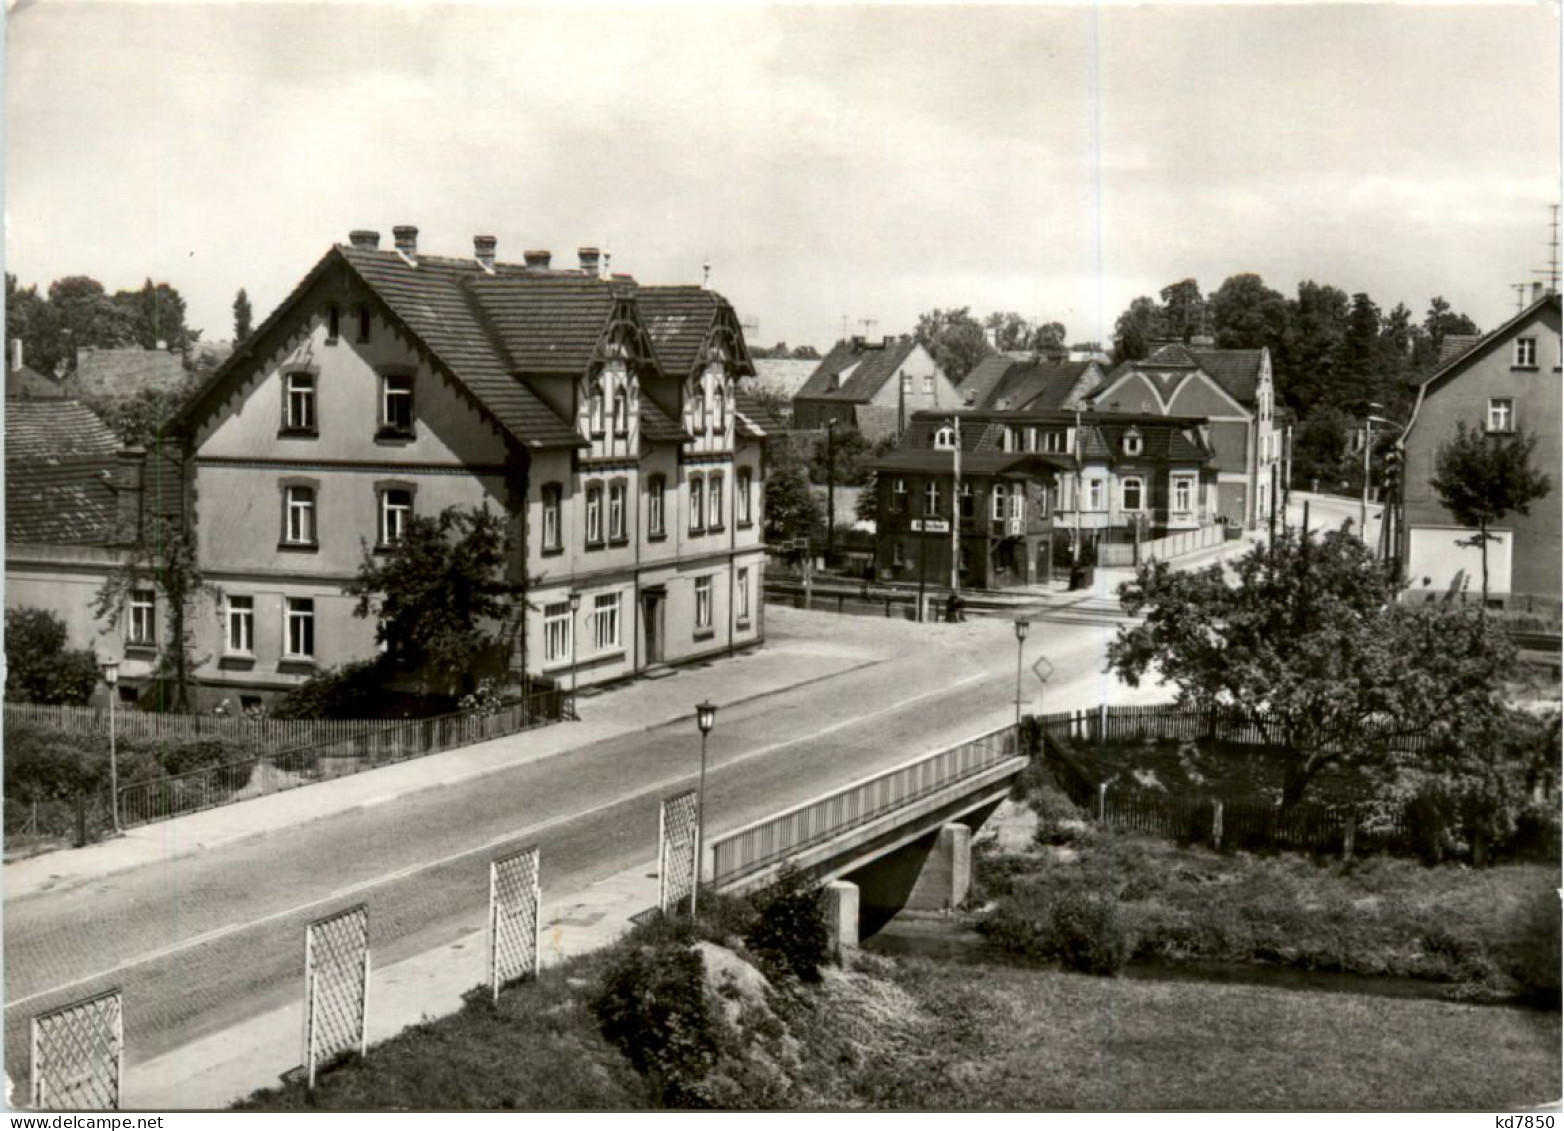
[1097,780,1108,823]
[1342,814,1356,862]
[1211,799,1223,850]
[1098,703,1108,745]
[74,793,88,848]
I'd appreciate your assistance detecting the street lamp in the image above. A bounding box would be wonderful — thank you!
[1013,619,1030,726]
[101,659,121,833]
[1360,404,1383,537]
[692,700,718,917]
[567,591,581,715]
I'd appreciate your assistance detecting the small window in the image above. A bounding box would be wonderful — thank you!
[226,595,254,655]
[737,468,753,526]
[893,479,908,512]
[589,381,606,435]
[648,476,667,538]
[609,482,627,542]
[1515,337,1538,367]
[380,374,414,434]
[924,481,940,516]
[585,483,604,545]
[992,482,1008,521]
[379,488,412,546]
[736,567,750,622]
[284,373,316,433]
[284,597,315,660]
[1089,479,1104,511]
[1123,476,1144,511]
[612,388,629,436]
[129,589,156,646]
[357,306,372,343]
[283,485,317,545]
[892,541,906,567]
[922,374,935,395]
[709,473,724,529]
[690,383,707,432]
[1173,477,1193,514]
[541,484,563,551]
[326,306,341,343]
[689,475,705,533]
[1487,398,1515,434]
[1124,429,1143,457]
[544,601,573,664]
[593,592,621,651]
[695,575,713,631]
[959,481,975,519]
[934,426,956,451]
[712,383,727,434]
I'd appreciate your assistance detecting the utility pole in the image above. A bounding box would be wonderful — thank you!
[950,416,962,593]
[1359,415,1376,537]
[825,420,837,565]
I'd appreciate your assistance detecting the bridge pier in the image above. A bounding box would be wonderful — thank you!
[851,818,981,937]
[905,823,972,913]
[822,880,860,956]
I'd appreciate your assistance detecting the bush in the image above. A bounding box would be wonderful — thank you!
[591,940,718,1106]
[1045,890,1139,976]
[5,607,99,705]
[271,660,387,719]
[743,866,828,983]
[1506,892,1562,1008]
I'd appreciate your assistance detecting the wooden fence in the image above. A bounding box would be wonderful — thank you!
[6,702,390,758]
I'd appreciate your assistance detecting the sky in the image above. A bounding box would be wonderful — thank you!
[4,2,1560,354]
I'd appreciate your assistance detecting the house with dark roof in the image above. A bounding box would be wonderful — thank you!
[1083,339,1280,529]
[792,335,959,440]
[869,409,1217,589]
[957,355,1105,412]
[1398,292,1560,604]
[160,228,766,706]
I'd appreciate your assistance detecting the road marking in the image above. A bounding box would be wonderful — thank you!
[6,670,991,1012]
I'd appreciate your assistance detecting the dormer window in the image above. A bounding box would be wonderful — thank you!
[612,388,629,436]
[1123,429,1143,457]
[933,426,956,451]
[828,374,841,391]
[589,380,606,435]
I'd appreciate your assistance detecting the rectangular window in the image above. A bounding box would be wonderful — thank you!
[1173,477,1193,514]
[284,486,317,545]
[226,596,254,654]
[992,483,1007,521]
[736,567,750,622]
[689,475,704,533]
[542,484,562,551]
[1515,337,1538,367]
[709,473,724,529]
[924,481,940,516]
[737,468,753,525]
[380,374,414,433]
[695,575,713,631]
[284,597,315,659]
[593,592,621,651]
[1089,479,1104,510]
[129,589,156,646]
[959,482,975,519]
[893,479,908,513]
[1487,398,1515,434]
[1123,477,1143,511]
[379,488,412,546]
[648,477,666,538]
[357,306,372,343]
[1011,487,1025,520]
[326,306,340,343]
[284,373,316,432]
[892,541,906,567]
[585,483,604,545]
[922,375,934,395]
[609,482,627,542]
[544,601,573,665]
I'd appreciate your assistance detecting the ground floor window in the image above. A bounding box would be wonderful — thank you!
[129,589,156,645]
[284,597,315,659]
[593,592,621,651]
[695,576,713,631]
[544,601,572,664]
[1122,477,1144,511]
[736,568,750,622]
[226,596,254,654]
[1173,477,1193,514]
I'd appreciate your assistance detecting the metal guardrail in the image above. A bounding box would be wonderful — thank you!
[708,723,1021,887]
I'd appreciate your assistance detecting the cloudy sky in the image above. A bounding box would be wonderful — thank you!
[5,2,1559,352]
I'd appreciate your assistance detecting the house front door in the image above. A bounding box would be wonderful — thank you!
[643,590,665,664]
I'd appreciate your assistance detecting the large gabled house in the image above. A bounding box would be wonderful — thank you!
[1084,340,1280,529]
[792,335,959,440]
[958,355,1106,412]
[153,227,765,708]
[1398,291,1560,604]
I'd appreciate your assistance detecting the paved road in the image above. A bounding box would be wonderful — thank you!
[3,604,1153,1081]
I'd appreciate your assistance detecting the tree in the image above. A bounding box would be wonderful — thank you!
[1289,405,1353,491]
[89,383,194,447]
[1208,273,1288,351]
[790,344,821,360]
[345,504,522,692]
[1108,525,1517,807]
[1111,296,1163,365]
[763,436,824,543]
[914,307,991,384]
[233,288,254,345]
[94,516,214,712]
[1431,422,1553,605]
[1158,278,1205,342]
[809,425,873,487]
[4,608,100,705]
[114,279,199,357]
[1424,296,1480,353]
[1276,281,1351,415]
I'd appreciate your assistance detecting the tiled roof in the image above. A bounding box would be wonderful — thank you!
[1436,334,1481,366]
[749,358,818,398]
[1083,417,1213,463]
[638,287,717,376]
[6,366,66,400]
[639,397,689,443]
[1188,349,1265,405]
[796,337,922,403]
[5,456,119,545]
[981,359,1097,412]
[5,400,121,461]
[958,356,1012,406]
[734,390,786,438]
[70,348,188,402]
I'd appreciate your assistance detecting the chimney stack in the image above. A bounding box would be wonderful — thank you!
[348,229,381,250]
[474,235,497,272]
[1532,281,1545,303]
[524,249,552,269]
[393,225,419,263]
[578,246,602,277]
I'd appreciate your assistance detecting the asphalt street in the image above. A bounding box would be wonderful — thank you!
[3,600,1156,1084]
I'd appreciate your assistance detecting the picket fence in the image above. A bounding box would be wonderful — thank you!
[6,702,389,758]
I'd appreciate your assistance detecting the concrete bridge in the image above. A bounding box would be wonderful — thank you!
[705,723,1027,947]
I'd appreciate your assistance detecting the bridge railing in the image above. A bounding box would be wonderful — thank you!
[708,723,1022,888]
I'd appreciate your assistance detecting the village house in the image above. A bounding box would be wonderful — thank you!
[870,409,1218,589]
[151,227,766,708]
[792,335,959,440]
[1398,289,1560,604]
[957,354,1106,412]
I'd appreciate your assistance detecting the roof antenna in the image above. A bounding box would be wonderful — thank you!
[702,256,711,289]
[858,318,878,339]
[1512,283,1529,314]
[603,245,612,278]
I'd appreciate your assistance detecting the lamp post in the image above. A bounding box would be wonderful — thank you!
[101,659,120,833]
[1013,619,1030,726]
[567,591,581,715]
[1360,403,1382,537]
[692,700,718,917]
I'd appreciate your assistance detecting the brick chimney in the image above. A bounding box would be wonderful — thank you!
[348,229,380,250]
[524,250,552,269]
[578,247,602,277]
[474,235,497,272]
[393,225,419,263]
[1533,281,1545,303]
[114,447,147,542]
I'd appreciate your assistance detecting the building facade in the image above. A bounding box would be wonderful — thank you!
[792,335,959,440]
[1398,293,1560,602]
[162,229,765,708]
